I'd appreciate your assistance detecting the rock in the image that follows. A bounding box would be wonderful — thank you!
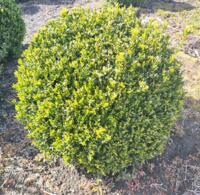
[24,176,37,186]
[26,186,38,194]
[2,178,16,188]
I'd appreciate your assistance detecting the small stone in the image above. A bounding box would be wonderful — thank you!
[24,176,37,186]
[2,178,15,188]
[27,186,38,194]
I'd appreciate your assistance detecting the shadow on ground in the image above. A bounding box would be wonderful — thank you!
[150,0,195,12]
[18,0,76,16]
[17,0,75,5]
[122,0,195,13]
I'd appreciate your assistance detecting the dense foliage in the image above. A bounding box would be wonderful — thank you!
[15,5,183,175]
[0,0,25,62]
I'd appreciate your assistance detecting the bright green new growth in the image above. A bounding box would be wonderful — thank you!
[15,5,183,175]
[0,0,25,62]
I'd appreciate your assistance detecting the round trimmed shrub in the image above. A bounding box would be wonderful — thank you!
[0,0,25,62]
[15,6,183,175]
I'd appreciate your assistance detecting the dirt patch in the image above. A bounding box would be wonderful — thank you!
[20,0,104,43]
[185,38,200,58]
[20,0,74,43]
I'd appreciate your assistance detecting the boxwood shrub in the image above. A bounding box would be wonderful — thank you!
[0,0,25,62]
[15,5,183,175]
